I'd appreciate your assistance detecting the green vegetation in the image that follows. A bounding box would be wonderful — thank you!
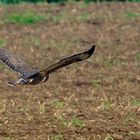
[131,99,140,106]
[39,102,46,114]
[125,112,136,122]
[126,12,140,19]
[70,117,86,128]
[0,9,91,25]
[0,38,7,48]
[50,12,67,23]
[0,2,139,140]
[75,12,91,22]
[32,37,41,48]
[128,131,140,139]
[0,64,4,70]
[105,136,114,140]
[53,100,64,109]
[104,58,114,68]
[59,117,68,126]
[50,134,64,140]
[48,11,91,23]
[59,117,86,128]
[136,53,140,61]
[91,79,101,87]
[102,101,113,110]
[3,137,15,140]
[0,0,140,4]
[4,12,45,25]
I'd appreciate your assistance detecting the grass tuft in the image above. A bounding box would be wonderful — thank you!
[53,100,64,109]
[70,117,86,128]
[104,58,114,67]
[39,102,46,115]
[91,79,101,87]
[3,137,15,140]
[131,99,140,107]
[51,12,67,23]
[4,12,45,25]
[105,136,114,140]
[126,12,140,19]
[50,134,64,140]
[136,53,140,61]
[0,38,7,48]
[75,12,91,22]
[101,101,113,110]
[59,117,86,128]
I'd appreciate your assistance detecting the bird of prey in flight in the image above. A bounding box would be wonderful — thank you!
[0,45,95,86]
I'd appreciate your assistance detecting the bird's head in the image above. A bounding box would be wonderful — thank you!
[8,76,30,86]
[8,75,49,86]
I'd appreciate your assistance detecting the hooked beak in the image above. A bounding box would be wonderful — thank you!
[8,78,26,87]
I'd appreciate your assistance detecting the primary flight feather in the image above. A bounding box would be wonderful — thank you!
[0,45,95,86]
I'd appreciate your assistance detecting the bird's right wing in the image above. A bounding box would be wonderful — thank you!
[37,45,95,77]
[0,49,36,76]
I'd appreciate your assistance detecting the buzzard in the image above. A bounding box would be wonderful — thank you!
[0,45,95,86]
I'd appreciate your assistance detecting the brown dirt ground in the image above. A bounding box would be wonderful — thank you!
[0,2,140,140]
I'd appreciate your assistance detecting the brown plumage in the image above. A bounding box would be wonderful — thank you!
[0,45,95,86]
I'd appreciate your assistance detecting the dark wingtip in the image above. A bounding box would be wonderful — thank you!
[87,45,95,57]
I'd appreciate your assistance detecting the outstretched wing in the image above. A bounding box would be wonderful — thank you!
[0,49,36,76]
[37,45,95,77]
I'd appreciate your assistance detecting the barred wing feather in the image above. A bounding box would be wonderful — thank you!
[0,49,36,76]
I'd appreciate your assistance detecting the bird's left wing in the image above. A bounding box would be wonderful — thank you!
[0,49,36,76]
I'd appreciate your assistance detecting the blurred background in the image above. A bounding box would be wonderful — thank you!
[0,0,139,140]
[0,0,139,4]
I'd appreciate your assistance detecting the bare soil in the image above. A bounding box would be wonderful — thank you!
[0,2,140,140]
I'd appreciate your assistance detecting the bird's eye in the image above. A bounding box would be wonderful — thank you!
[18,78,27,84]
[21,79,26,83]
